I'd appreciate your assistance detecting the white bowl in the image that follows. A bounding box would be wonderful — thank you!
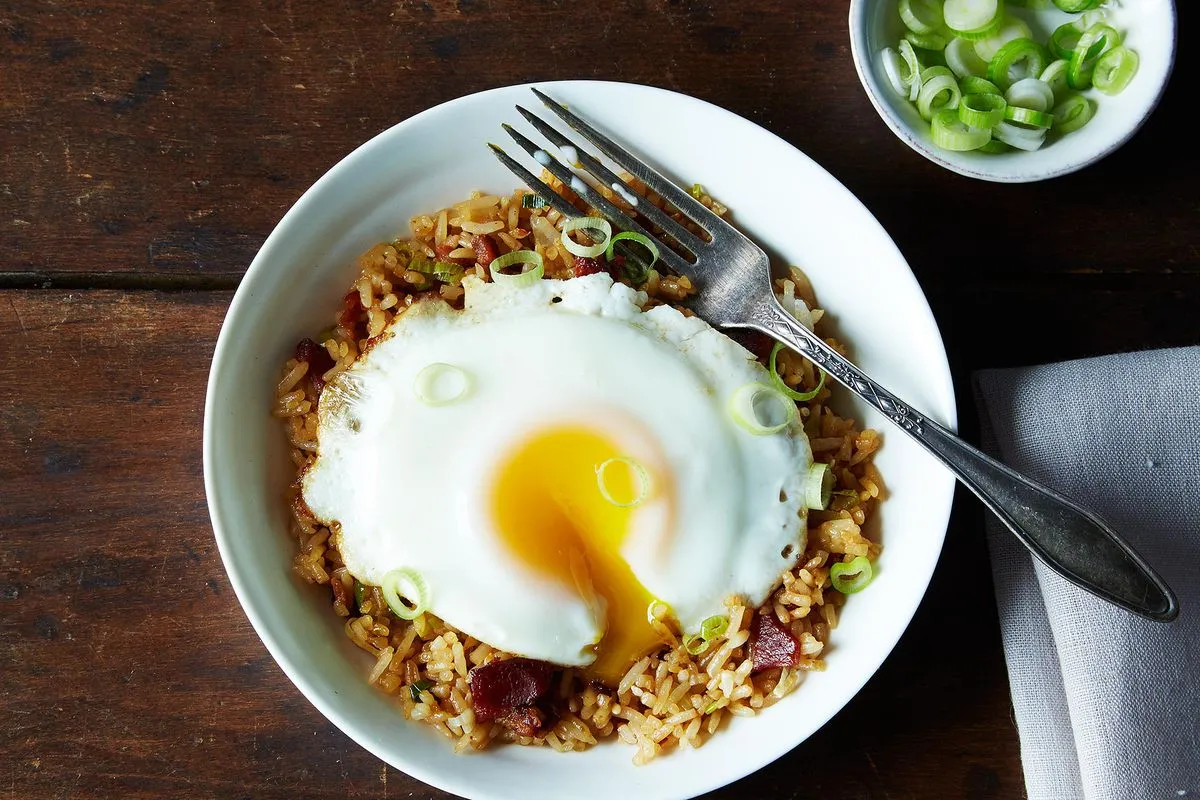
[848,0,1177,182]
[203,80,958,800]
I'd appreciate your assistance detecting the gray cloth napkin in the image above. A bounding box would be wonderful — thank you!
[973,346,1200,800]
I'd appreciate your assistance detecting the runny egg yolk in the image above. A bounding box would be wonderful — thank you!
[490,425,673,685]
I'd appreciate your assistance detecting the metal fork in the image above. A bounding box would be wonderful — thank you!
[489,88,1179,623]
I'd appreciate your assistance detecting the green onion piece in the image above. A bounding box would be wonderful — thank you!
[768,342,826,402]
[974,15,1033,61]
[1004,105,1055,130]
[904,28,949,51]
[605,231,660,270]
[488,250,544,286]
[804,462,835,510]
[1039,59,1072,102]
[898,40,923,102]
[880,47,911,97]
[932,106,992,151]
[521,193,548,209]
[689,183,705,199]
[1049,19,1088,61]
[595,457,650,508]
[1052,0,1101,10]
[917,73,961,121]
[413,362,470,406]
[987,38,1048,91]
[728,382,796,436]
[700,615,729,641]
[830,556,875,594]
[703,701,722,715]
[1005,77,1055,112]
[1068,24,1120,89]
[974,139,1012,153]
[945,36,989,79]
[959,76,1001,95]
[683,634,709,656]
[993,120,1047,151]
[958,92,1007,129]
[409,679,434,703]
[1092,46,1138,95]
[899,0,945,35]
[353,579,367,612]
[560,216,612,258]
[382,567,429,621]
[1052,94,1095,134]
[943,0,1001,38]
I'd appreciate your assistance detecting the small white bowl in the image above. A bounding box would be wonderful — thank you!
[848,0,1177,182]
[204,80,958,800]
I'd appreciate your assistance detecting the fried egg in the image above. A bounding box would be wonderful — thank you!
[302,273,813,683]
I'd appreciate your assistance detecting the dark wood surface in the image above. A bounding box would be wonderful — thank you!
[1,2,1195,798]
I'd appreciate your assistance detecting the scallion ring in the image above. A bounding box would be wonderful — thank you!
[880,47,910,97]
[683,634,709,656]
[700,615,729,641]
[769,342,825,402]
[413,363,470,406]
[1039,59,1071,102]
[943,0,1002,38]
[830,556,875,595]
[904,28,949,51]
[957,92,1007,129]
[898,40,923,102]
[917,73,961,121]
[728,382,796,436]
[1004,105,1054,130]
[488,250,544,286]
[976,139,1011,154]
[605,231,660,270]
[899,0,945,35]
[560,216,612,258]
[1052,0,1101,11]
[931,106,991,151]
[382,567,429,620]
[973,15,1033,62]
[959,75,1000,96]
[993,120,1047,151]
[987,38,1048,91]
[1068,23,1120,89]
[945,36,989,79]
[521,193,548,209]
[804,462,834,511]
[1004,77,1055,112]
[1092,46,1138,96]
[595,457,650,508]
[1051,94,1094,134]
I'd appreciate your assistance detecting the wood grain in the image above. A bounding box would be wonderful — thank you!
[1,0,1198,797]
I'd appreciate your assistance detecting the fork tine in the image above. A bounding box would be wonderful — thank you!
[500,124,692,276]
[531,88,739,239]
[514,105,708,256]
[487,143,584,222]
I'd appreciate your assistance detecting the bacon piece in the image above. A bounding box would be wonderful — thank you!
[472,233,498,267]
[749,611,802,673]
[468,657,556,732]
[294,337,336,395]
[572,256,605,277]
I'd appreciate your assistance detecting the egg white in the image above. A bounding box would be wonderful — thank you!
[302,273,813,667]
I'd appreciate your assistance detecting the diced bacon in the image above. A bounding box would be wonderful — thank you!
[468,657,556,732]
[749,611,802,673]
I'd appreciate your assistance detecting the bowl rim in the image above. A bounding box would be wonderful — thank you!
[203,78,960,799]
[845,0,1179,183]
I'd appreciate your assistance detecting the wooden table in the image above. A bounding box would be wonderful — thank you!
[2,2,1195,798]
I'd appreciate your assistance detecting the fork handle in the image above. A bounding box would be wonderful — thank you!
[750,301,1179,622]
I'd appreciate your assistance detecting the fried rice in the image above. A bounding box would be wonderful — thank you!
[272,175,884,764]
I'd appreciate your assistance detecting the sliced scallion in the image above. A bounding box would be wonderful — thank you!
[917,72,961,121]
[943,0,1002,39]
[830,556,875,594]
[488,250,544,286]
[1092,46,1138,96]
[683,634,709,656]
[1004,77,1055,112]
[974,15,1033,62]
[728,382,796,436]
[1039,59,1072,102]
[898,40,923,102]
[521,193,548,210]
[1052,94,1094,134]
[931,107,991,151]
[413,362,470,406]
[409,679,434,702]
[899,0,945,35]
[987,38,1048,91]
[605,231,660,270]
[700,615,729,641]
[957,92,1007,129]
[595,457,650,508]
[1004,105,1054,130]
[769,342,826,402]
[1068,23,1120,89]
[382,567,429,621]
[945,36,989,79]
[560,216,611,258]
[804,462,834,510]
[959,75,1000,96]
[905,28,950,51]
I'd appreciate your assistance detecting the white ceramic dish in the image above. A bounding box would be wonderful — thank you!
[203,80,958,800]
[848,0,1177,183]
